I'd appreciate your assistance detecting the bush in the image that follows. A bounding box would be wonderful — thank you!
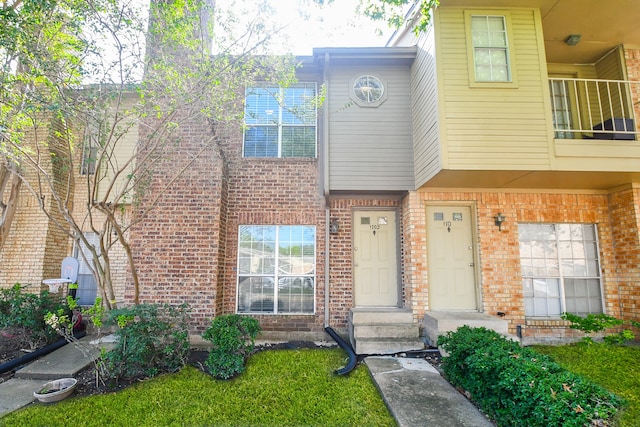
[439,326,622,427]
[562,312,640,345]
[0,284,67,349]
[101,303,190,383]
[202,314,261,379]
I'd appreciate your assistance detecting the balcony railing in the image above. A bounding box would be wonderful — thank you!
[549,77,640,140]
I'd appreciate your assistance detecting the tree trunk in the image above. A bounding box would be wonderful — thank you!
[0,162,22,253]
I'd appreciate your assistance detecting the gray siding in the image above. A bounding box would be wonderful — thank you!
[327,65,414,191]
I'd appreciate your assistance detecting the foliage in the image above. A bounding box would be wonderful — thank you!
[101,303,190,383]
[536,344,640,427]
[0,283,67,349]
[562,312,640,345]
[438,326,622,427]
[2,349,395,427]
[202,314,261,379]
[316,0,440,35]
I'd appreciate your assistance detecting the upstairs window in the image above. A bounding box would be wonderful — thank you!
[81,125,99,175]
[468,13,513,84]
[243,83,317,158]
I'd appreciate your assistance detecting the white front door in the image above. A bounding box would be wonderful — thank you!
[426,205,477,310]
[353,210,399,307]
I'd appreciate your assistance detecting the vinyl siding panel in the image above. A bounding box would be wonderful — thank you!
[412,23,441,188]
[438,7,553,171]
[328,65,414,191]
[96,95,138,202]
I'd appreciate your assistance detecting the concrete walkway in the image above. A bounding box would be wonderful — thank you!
[365,356,495,427]
[0,336,107,417]
[1,341,495,426]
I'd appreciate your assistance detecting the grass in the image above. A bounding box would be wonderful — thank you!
[535,343,640,427]
[1,348,396,427]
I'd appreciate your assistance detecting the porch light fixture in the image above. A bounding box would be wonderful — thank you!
[494,213,506,231]
[565,34,581,46]
[329,218,339,234]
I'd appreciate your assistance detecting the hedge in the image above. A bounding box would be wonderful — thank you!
[438,326,622,427]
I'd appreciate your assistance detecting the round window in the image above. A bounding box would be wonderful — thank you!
[353,75,385,104]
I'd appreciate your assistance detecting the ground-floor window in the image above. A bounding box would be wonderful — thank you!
[518,223,603,317]
[74,232,99,306]
[237,225,315,314]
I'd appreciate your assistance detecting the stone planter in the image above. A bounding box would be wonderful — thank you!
[33,378,78,403]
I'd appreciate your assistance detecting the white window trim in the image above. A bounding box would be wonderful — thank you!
[465,10,518,88]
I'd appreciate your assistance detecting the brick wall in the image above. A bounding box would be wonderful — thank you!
[403,189,626,340]
[221,157,326,336]
[0,115,73,290]
[128,123,226,333]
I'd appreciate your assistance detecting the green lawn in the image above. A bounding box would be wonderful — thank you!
[1,348,395,427]
[535,344,640,427]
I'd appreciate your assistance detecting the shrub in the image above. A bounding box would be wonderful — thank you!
[439,326,622,427]
[202,314,261,379]
[101,303,190,383]
[562,312,639,345]
[0,284,67,349]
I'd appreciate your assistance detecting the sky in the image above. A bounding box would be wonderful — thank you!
[215,0,393,55]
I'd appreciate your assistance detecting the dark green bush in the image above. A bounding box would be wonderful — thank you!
[0,284,67,349]
[202,314,261,379]
[439,326,622,427]
[101,303,190,383]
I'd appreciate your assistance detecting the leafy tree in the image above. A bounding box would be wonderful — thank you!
[312,0,440,34]
[0,0,297,308]
[360,0,439,34]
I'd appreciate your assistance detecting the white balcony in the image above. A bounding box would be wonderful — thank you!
[549,78,639,141]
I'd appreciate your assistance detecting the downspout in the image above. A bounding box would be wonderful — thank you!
[323,51,331,329]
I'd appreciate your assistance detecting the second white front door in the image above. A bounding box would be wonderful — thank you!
[426,205,477,310]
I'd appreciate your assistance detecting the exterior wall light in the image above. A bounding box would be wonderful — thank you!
[494,213,506,231]
[565,34,581,46]
[329,219,339,234]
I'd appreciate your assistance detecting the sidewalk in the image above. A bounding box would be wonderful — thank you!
[365,356,495,427]
[0,336,106,417]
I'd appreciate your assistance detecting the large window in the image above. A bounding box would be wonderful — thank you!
[237,225,315,314]
[519,223,603,317]
[243,84,317,158]
[469,14,511,82]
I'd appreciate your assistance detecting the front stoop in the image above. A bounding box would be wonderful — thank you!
[423,311,511,346]
[349,308,424,355]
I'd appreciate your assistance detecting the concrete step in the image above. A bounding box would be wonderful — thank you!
[350,308,414,324]
[352,323,420,339]
[423,311,510,346]
[354,338,424,355]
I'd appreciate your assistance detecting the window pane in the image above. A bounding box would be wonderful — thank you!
[237,277,275,313]
[238,225,276,274]
[244,127,278,157]
[471,15,510,82]
[277,277,314,313]
[245,88,279,125]
[281,127,316,158]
